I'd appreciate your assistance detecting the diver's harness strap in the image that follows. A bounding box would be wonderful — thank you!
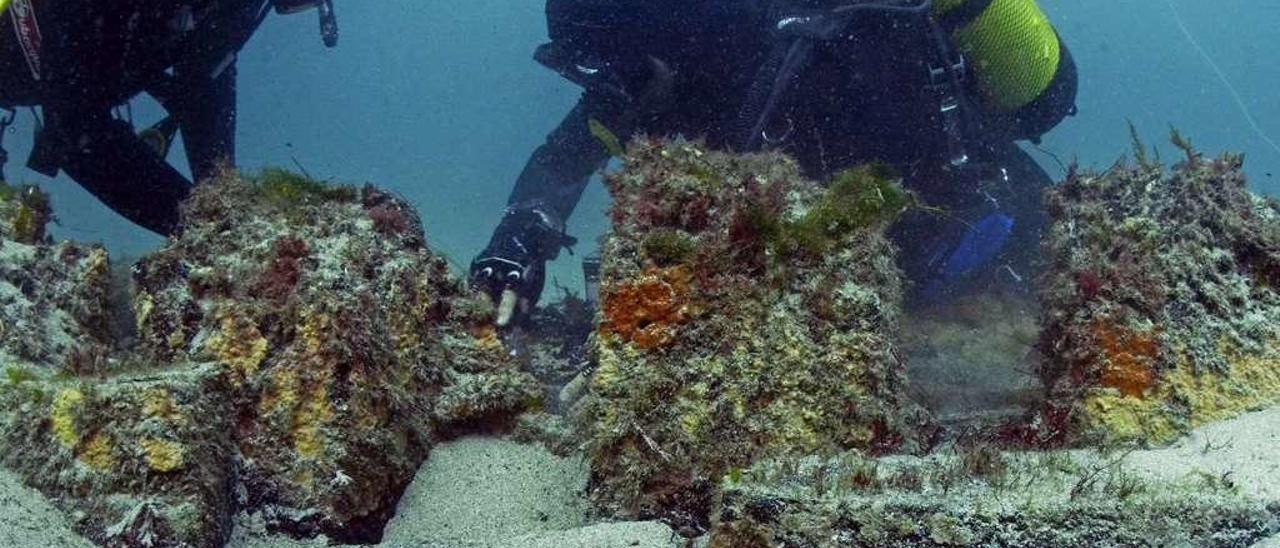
[734,0,987,172]
[922,17,975,169]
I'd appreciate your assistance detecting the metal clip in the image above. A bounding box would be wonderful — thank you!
[925,55,966,91]
[924,51,971,169]
[761,115,795,146]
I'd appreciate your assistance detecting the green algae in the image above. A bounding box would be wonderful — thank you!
[4,365,37,386]
[255,168,357,209]
[0,180,16,202]
[755,164,914,257]
[641,229,697,266]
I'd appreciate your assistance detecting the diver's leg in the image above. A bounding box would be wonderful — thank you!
[172,64,238,183]
[48,105,192,235]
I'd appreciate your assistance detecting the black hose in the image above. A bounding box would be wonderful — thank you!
[733,39,798,151]
[831,0,932,16]
[735,39,815,152]
[733,0,935,151]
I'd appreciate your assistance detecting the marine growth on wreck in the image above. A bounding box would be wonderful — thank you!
[1032,140,1280,446]
[581,138,939,531]
[1,137,1278,548]
[0,169,542,546]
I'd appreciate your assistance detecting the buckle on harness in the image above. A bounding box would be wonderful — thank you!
[925,55,971,169]
[926,56,966,90]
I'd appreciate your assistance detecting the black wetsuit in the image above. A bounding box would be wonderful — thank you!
[0,0,269,234]
[475,0,1076,304]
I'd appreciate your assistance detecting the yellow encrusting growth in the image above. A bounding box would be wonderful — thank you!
[287,309,337,460]
[1082,346,1280,444]
[140,438,186,472]
[298,308,331,355]
[81,247,110,288]
[261,367,298,414]
[134,292,155,334]
[142,388,186,424]
[205,308,269,384]
[51,388,85,449]
[386,274,442,361]
[79,433,116,471]
[293,383,334,459]
[474,328,505,353]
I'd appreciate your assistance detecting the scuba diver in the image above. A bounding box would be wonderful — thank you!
[472,0,1077,325]
[0,0,340,235]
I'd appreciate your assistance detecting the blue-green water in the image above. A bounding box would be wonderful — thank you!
[4,0,1279,290]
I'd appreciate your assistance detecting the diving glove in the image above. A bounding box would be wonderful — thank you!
[470,205,577,327]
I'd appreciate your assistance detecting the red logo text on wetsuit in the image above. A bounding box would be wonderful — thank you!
[9,0,44,80]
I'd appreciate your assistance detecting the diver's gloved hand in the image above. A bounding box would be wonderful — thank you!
[470,205,576,327]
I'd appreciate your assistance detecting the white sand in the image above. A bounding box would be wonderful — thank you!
[1255,536,1280,548]
[497,521,682,548]
[1119,406,1280,548]
[0,468,93,547]
[204,435,684,548]
[378,436,678,548]
[379,436,590,546]
[1123,406,1280,501]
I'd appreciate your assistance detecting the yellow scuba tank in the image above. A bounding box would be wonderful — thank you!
[933,0,1062,111]
[930,0,1076,143]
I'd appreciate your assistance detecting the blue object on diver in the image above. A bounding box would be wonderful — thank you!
[919,213,1014,300]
